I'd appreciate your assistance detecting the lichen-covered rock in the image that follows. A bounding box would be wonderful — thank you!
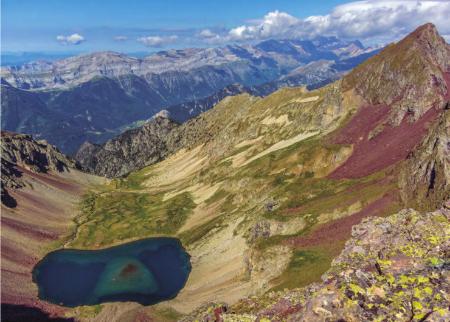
[187,205,450,321]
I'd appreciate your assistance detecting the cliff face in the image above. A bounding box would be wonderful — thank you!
[75,115,179,177]
[399,109,450,210]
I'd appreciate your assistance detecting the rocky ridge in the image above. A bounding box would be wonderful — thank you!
[1,131,80,207]
[342,23,450,123]
[75,115,179,177]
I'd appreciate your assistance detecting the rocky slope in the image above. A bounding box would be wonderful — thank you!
[1,131,80,207]
[75,114,179,177]
[185,205,450,322]
[1,38,377,154]
[0,132,105,321]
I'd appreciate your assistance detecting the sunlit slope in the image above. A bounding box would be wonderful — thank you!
[64,23,449,320]
[68,82,401,313]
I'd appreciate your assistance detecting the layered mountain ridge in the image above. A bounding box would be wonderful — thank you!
[1,37,370,90]
[1,37,378,154]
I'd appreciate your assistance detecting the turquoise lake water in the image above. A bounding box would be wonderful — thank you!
[32,237,191,307]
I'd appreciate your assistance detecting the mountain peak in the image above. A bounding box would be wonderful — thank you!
[397,23,449,67]
[343,23,450,123]
[408,22,439,40]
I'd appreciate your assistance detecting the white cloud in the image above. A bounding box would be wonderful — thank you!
[56,33,85,45]
[229,11,299,41]
[198,29,224,44]
[199,29,217,38]
[114,35,128,42]
[137,35,178,47]
[224,1,450,44]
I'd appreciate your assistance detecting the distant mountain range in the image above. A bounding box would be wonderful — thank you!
[1,37,378,154]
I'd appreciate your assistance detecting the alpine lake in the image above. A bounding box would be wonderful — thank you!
[32,237,191,307]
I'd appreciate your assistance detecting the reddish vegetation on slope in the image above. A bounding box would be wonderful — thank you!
[328,105,440,179]
[20,166,81,193]
[1,170,87,317]
[285,193,396,248]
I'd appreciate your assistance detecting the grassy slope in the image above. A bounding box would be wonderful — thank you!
[63,83,404,320]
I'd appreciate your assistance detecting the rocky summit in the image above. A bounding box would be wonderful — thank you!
[1,23,450,322]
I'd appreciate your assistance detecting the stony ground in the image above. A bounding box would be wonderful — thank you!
[185,204,450,322]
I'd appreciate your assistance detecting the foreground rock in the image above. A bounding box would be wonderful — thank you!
[186,205,450,321]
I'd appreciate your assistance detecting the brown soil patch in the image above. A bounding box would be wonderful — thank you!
[19,166,82,193]
[1,216,58,240]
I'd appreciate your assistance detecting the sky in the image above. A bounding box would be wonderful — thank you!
[2,0,450,53]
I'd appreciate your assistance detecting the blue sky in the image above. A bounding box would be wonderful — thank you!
[2,0,449,53]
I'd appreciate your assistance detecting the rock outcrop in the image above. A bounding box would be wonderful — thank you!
[75,115,179,177]
[399,109,450,210]
[186,205,450,321]
[1,131,79,207]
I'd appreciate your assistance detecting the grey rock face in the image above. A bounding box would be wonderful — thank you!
[399,109,450,210]
[0,131,80,207]
[75,115,180,177]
